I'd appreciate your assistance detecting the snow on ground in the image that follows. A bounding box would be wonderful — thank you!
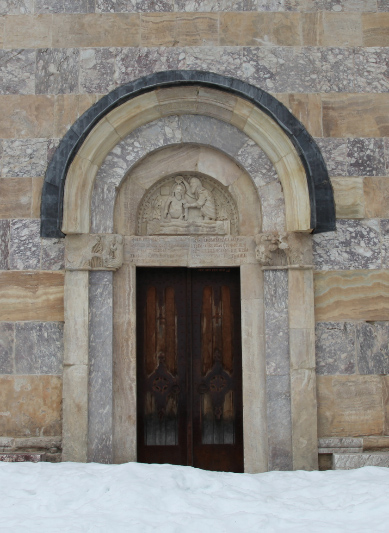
[0,463,388,532]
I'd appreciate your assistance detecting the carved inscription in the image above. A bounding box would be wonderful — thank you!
[65,234,123,271]
[137,175,239,236]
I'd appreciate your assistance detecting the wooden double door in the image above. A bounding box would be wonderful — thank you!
[136,267,243,472]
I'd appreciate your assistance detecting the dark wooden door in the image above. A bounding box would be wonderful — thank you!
[136,267,243,473]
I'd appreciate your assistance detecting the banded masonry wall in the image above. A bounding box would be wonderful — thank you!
[0,0,389,463]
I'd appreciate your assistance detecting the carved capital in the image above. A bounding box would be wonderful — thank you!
[255,232,313,268]
[65,234,123,271]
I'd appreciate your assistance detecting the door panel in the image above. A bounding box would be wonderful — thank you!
[136,267,243,472]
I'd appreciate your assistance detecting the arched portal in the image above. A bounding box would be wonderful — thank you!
[45,72,335,472]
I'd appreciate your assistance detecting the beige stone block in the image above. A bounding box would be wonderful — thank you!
[0,271,64,321]
[317,375,384,437]
[228,174,262,236]
[156,85,199,116]
[0,95,54,138]
[31,177,44,219]
[62,364,88,462]
[322,94,389,138]
[114,179,147,236]
[363,436,389,451]
[362,13,389,47]
[64,270,88,366]
[240,263,264,300]
[53,13,140,48]
[0,178,32,219]
[364,177,389,219]
[275,93,323,138]
[289,269,315,330]
[230,98,254,131]
[291,369,318,470]
[140,12,176,46]
[77,94,101,117]
[4,15,52,49]
[62,154,99,234]
[314,270,389,322]
[0,375,62,438]
[78,118,121,168]
[301,12,322,46]
[272,13,301,46]
[332,177,365,219]
[320,13,362,46]
[241,298,267,473]
[197,146,244,187]
[219,12,271,46]
[54,95,79,138]
[197,86,237,124]
[175,13,218,46]
[289,328,315,370]
[105,91,161,138]
[113,264,136,463]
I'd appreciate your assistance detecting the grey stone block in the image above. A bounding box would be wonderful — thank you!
[264,270,288,311]
[265,312,290,376]
[9,219,41,270]
[0,453,44,462]
[88,271,113,463]
[236,139,279,188]
[347,138,386,177]
[355,48,389,93]
[2,139,47,178]
[0,322,14,374]
[0,0,33,15]
[0,49,35,95]
[315,322,356,375]
[14,322,64,375]
[333,453,389,470]
[357,322,389,375]
[185,47,244,79]
[41,238,65,270]
[0,220,10,270]
[313,219,381,271]
[36,0,95,12]
[380,220,389,268]
[314,138,348,177]
[96,0,173,11]
[36,48,79,95]
[266,374,293,471]
[319,437,363,449]
[80,48,116,94]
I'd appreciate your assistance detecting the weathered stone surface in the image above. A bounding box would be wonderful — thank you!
[96,0,173,11]
[364,177,389,218]
[363,436,389,450]
[260,181,286,233]
[384,375,389,435]
[0,95,54,138]
[36,0,95,13]
[66,234,123,270]
[32,177,44,219]
[79,48,116,94]
[14,322,63,375]
[114,47,184,85]
[317,375,384,437]
[347,138,386,176]
[314,270,389,322]
[9,219,41,270]
[276,92,322,137]
[380,219,389,268]
[355,47,389,93]
[333,453,389,469]
[331,177,365,219]
[0,220,10,269]
[266,374,293,471]
[315,322,356,375]
[62,364,87,462]
[0,271,64,321]
[64,271,88,366]
[36,48,79,94]
[0,178,33,219]
[0,49,35,95]
[356,322,389,375]
[319,437,363,450]
[321,12,362,46]
[0,375,62,437]
[0,0,33,14]
[0,453,44,462]
[314,137,347,176]
[363,13,389,46]
[313,219,381,271]
[4,14,52,48]
[52,13,139,47]
[236,139,279,188]
[54,94,79,137]
[41,239,65,270]
[0,322,14,374]
[2,139,47,177]
[88,271,113,463]
[185,47,244,79]
[323,94,389,138]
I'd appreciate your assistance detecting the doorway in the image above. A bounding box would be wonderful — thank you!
[136,267,243,472]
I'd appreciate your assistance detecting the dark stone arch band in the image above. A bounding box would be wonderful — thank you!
[40,70,335,238]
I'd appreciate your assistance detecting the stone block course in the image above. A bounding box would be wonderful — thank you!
[79,48,116,94]
[4,14,52,49]
[36,49,79,95]
[2,139,47,177]
[314,270,389,322]
[36,0,95,13]
[315,322,356,375]
[14,322,63,375]
[0,375,62,437]
[0,49,35,95]
[9,219,41,270]
[364,177,389,218]
[331,177,365,219]
[0,271,64,321]
[0,0,33,15]
[362,12,389,46]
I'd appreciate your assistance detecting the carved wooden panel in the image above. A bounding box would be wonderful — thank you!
[136,267,243,472]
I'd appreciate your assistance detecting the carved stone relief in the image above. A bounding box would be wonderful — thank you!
[65,234,124,271]
[137,174,239,236]
[255,232,313,268]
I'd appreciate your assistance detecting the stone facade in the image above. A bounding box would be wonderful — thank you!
[0,2,388,469]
